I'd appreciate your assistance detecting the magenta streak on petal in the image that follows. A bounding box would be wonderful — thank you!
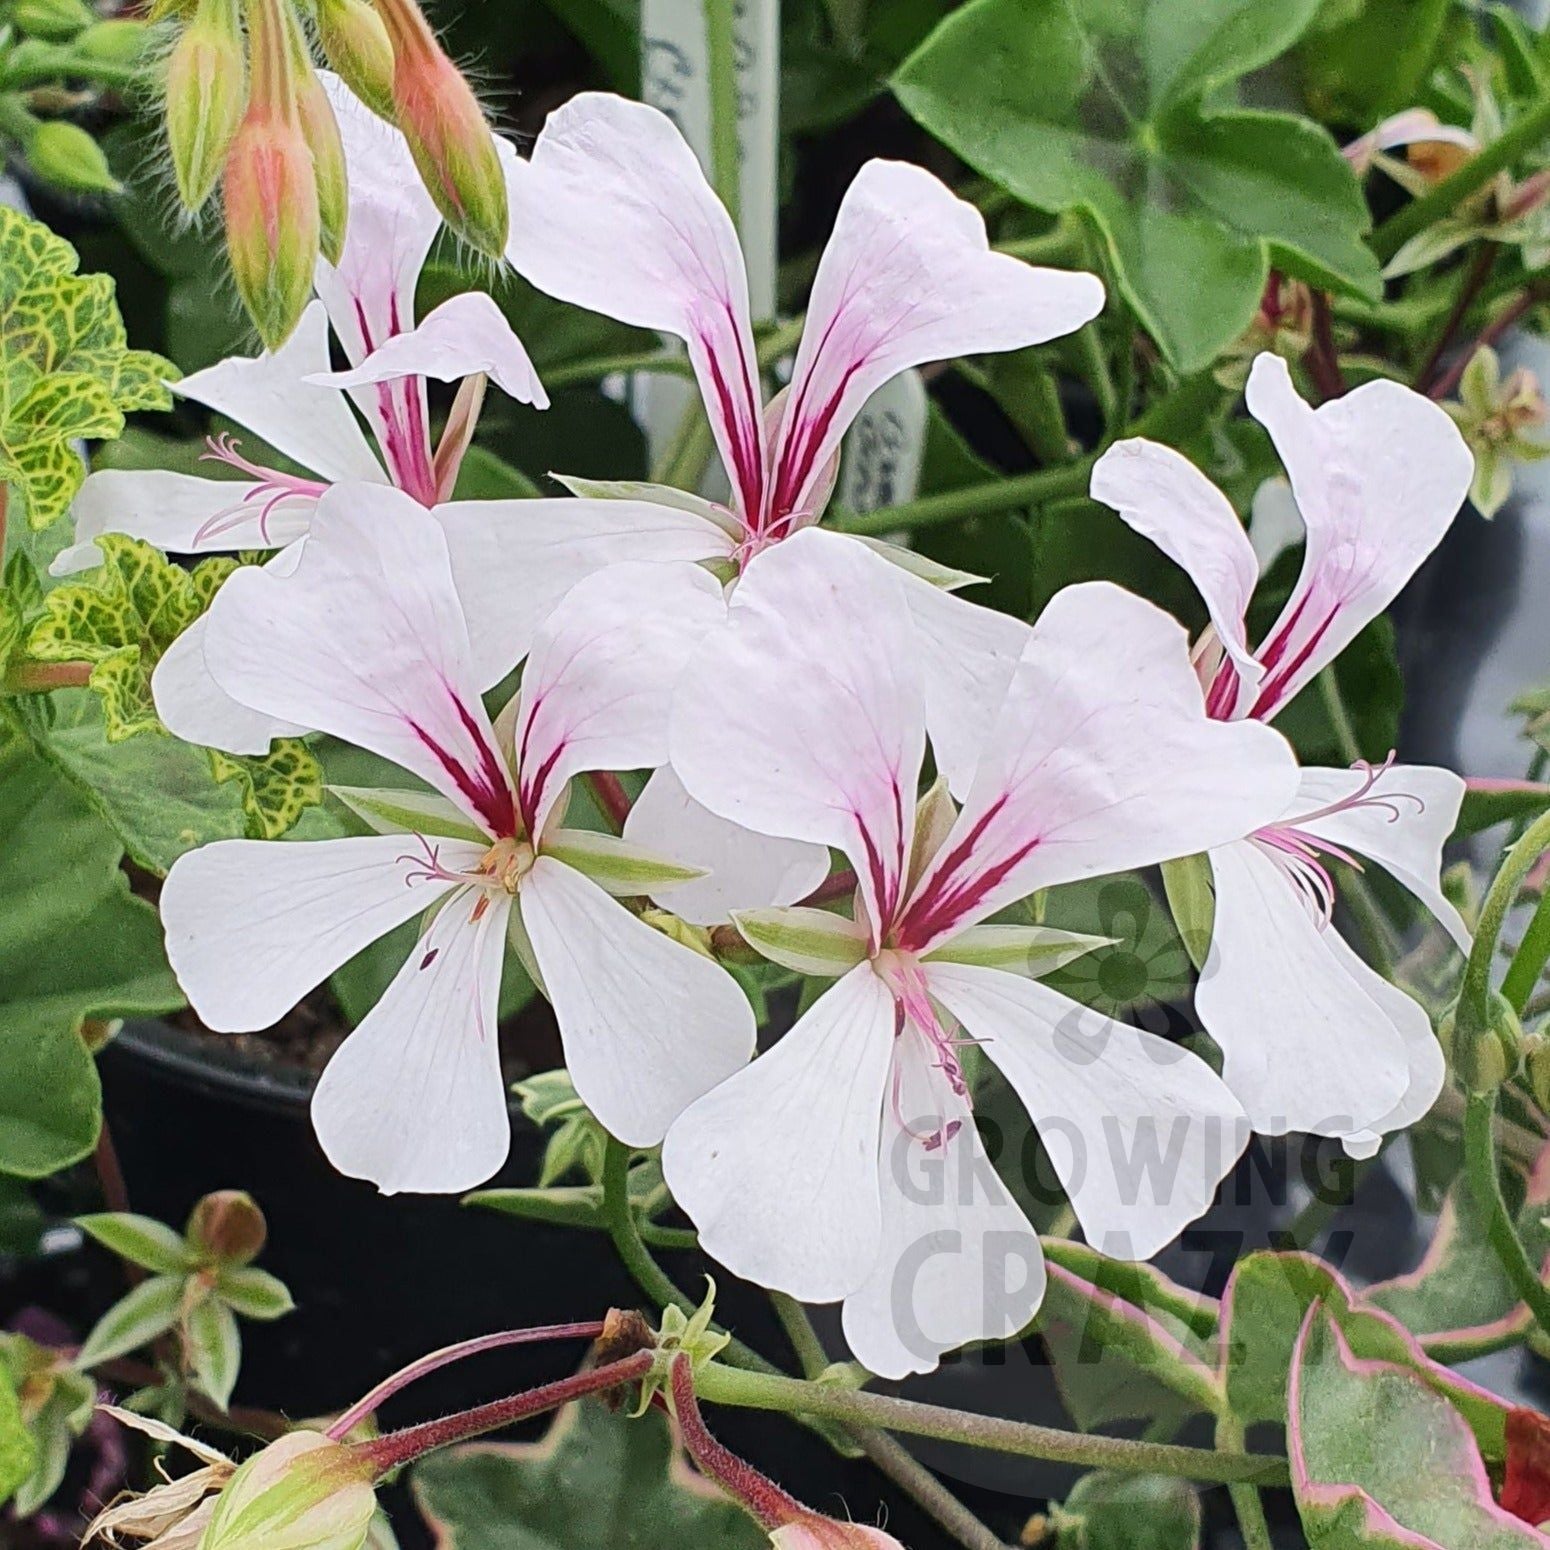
[409,698,516,839]
[852,772,908,946]
[1247,597,1339,722]
[768,356,864,527]
[701,326,764,529]
[894,795,1039,953]
[351,294,439,507]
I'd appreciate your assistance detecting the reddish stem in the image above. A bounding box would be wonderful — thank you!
[1417,244,1498,393]
[799,868,858,908]
[669,1353,804,1531]
[6,661,94,692]
[353,1350,653,1476]
[586,771,633,834]
[327,1321,607,1440]
[1429,279,1550,401]
[1306,293,1346,402]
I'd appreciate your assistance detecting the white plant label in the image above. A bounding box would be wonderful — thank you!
[838,369,929,515]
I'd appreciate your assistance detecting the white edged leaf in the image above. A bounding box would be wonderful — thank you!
[74,1213,193,1276]
[75,1275,185,1368]
[215,1267,295,1322]
[732,906,871,978]
[923,924,1113,977]
[185,1294,241,1409]
[542,829,709,897]
[328,785,489,844]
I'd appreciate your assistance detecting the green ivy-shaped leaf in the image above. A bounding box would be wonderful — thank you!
[209,739,326,841]
[0,205,177,529]
[894,0,1382,371]
[25,536,235,741]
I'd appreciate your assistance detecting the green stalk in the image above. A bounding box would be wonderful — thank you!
[1385,0,1450,112]
[543,353,697,391]
[1372,93,1550,263]
[705,0,740,227]
[1459,809,1550,1031]
[1502,885,1550,1015]
[1463,1089,1550,1338]
[1217,1414,1275,1550]
[689,1362,1289,1486]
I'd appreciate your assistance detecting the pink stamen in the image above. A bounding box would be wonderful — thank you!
[194,435,328,546]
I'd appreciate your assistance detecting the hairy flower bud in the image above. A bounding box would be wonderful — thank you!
[202,1432,377,1550]
[26,117,121,192]
[1441,990,1523,1095]
[293,58,349,264]
[11,0,95,41]
[371,0,507,257]
[223,0,319,349]
[74,17,152,69]
[188,1189,268,1265]
[164,0,247,210]
[314,0,396,121]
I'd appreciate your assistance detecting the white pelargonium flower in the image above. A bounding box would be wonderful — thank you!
[55,75,546,756]
[484,91,1104,819]
[160,485,754,1194]
[659,531,1299,1378]
[1092,352,1475,1156]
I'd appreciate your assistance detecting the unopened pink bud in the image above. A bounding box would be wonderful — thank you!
[224,0,320,348]
[316,0,396,121]
[371,0,507,257]
[188,1189,267,1265]
[771,1520,905,1550]
[164,0,247,209]
[294,60,350,265]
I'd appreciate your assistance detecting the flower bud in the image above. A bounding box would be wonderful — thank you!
[188,1189,267,1266]
[73,17,152,69]
[1440,990,1523,1095]
[371,0,508,257]
[314,0,396,121]
[292,58,349,265]
[1525,1034,1550,1113]
[11,0,95,41]
[202,1432,377,1550]
[770,1521,903,1550]
[25,117,121,192]
[164,0,247,210]
[223,0,319,349]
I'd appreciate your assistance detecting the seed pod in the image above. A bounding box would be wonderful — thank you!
[164,0,247,210]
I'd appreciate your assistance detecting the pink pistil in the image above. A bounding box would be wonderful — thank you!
[195,435,329,546]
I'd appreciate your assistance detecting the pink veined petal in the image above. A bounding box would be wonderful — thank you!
[768,159,1104,529]
[503,92,767,526]
[518,857,756,1146]
[669,528,926,945]
[925,960,1250,1261]
[895,582,1300,953]
[51,470,309,577]
[311,887,511,1195]
[306,291,549,410]
[1288,763,1470,952]
[1196,838,1414,1141]
[432,496,735,693]
[1243,353,1473,720]
[174,300,385,487]
[622,766,831,927]
[840,1027,1044,1379]
[661,961,897,1302]
[1090,437,1264,713]
[313,71,443,370]
[512,560,726,840]
[161,832,475,1032]
[200,485,518,837]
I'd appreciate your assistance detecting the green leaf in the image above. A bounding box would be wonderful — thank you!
[0,1336,94,1518]
[75,1211,193,1275]
[25,536,233,741]
[75,1274,185,1368]
[1456,778,1550,838]
[893,0,1379,371]
[0,729,181,1176]
[0,205,175,529]
[1291,1306,1541,1550]
[216,1266,296,1322]
[185,1294,241,1409]
[1054,1472,1202,1550]
[411,1397,767,1550]
[0,1358,36,1510]
[209,738,325,840]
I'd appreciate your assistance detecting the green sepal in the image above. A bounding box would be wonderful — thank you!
[732,905,870,978]
[924,924,1112,977]
[330,784,487,844]
[1160,853,1215,972]
[543,828,707,897]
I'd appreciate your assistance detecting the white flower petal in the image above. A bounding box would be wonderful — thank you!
[311,888,511,1194]
[621,767,830,927]
[1196,838,1413,1140]
[841,1032,1044,1378]
[200,485,517,835]
[671,529,926,940]
[161,833,472,1032]
[512,561,726,838]
[770,159,1103,523]
[504,92,766,523]
[927,961,1249,1261]
[897,582,1299,951]
[1291,763,1469,951]
[1091,437,1263,707]
[1244,353,1473,718]
[662,962,897,1301]
[432,496,734,692]
[307,292,549,410]
[519,857,755,1146]
[175,300,384,486]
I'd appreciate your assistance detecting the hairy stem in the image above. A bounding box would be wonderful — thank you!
[1463,1089,1550,1339]
[585,771,633,833]
[5,661,94,693]
[1502,885,1550,1016]
[1429,279,1550,401]
[1460,809,1550,1031]
[1217,1414,1275,1550]
[1416,244,1497,392]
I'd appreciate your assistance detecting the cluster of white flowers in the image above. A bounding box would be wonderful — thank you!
[65,81,1475,1380]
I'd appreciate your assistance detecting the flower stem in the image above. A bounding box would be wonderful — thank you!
[688,1361,1289,1486]
[1416,243,1498,393]
[1306,293,1346,401]
[1460,809,1550,1032]
[1372,92,1550,264]
[1217,1414,1275,1550]
[327,1322,606,1440]
[1463,1088,1550,1339]
[1428,279,1550,402]
[1503,886,1550,1016]
[586,771,633,834]
[4,661,94,693]
[542,353,697,391]
[705,0,740,228]
[355,1350,654,1476]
